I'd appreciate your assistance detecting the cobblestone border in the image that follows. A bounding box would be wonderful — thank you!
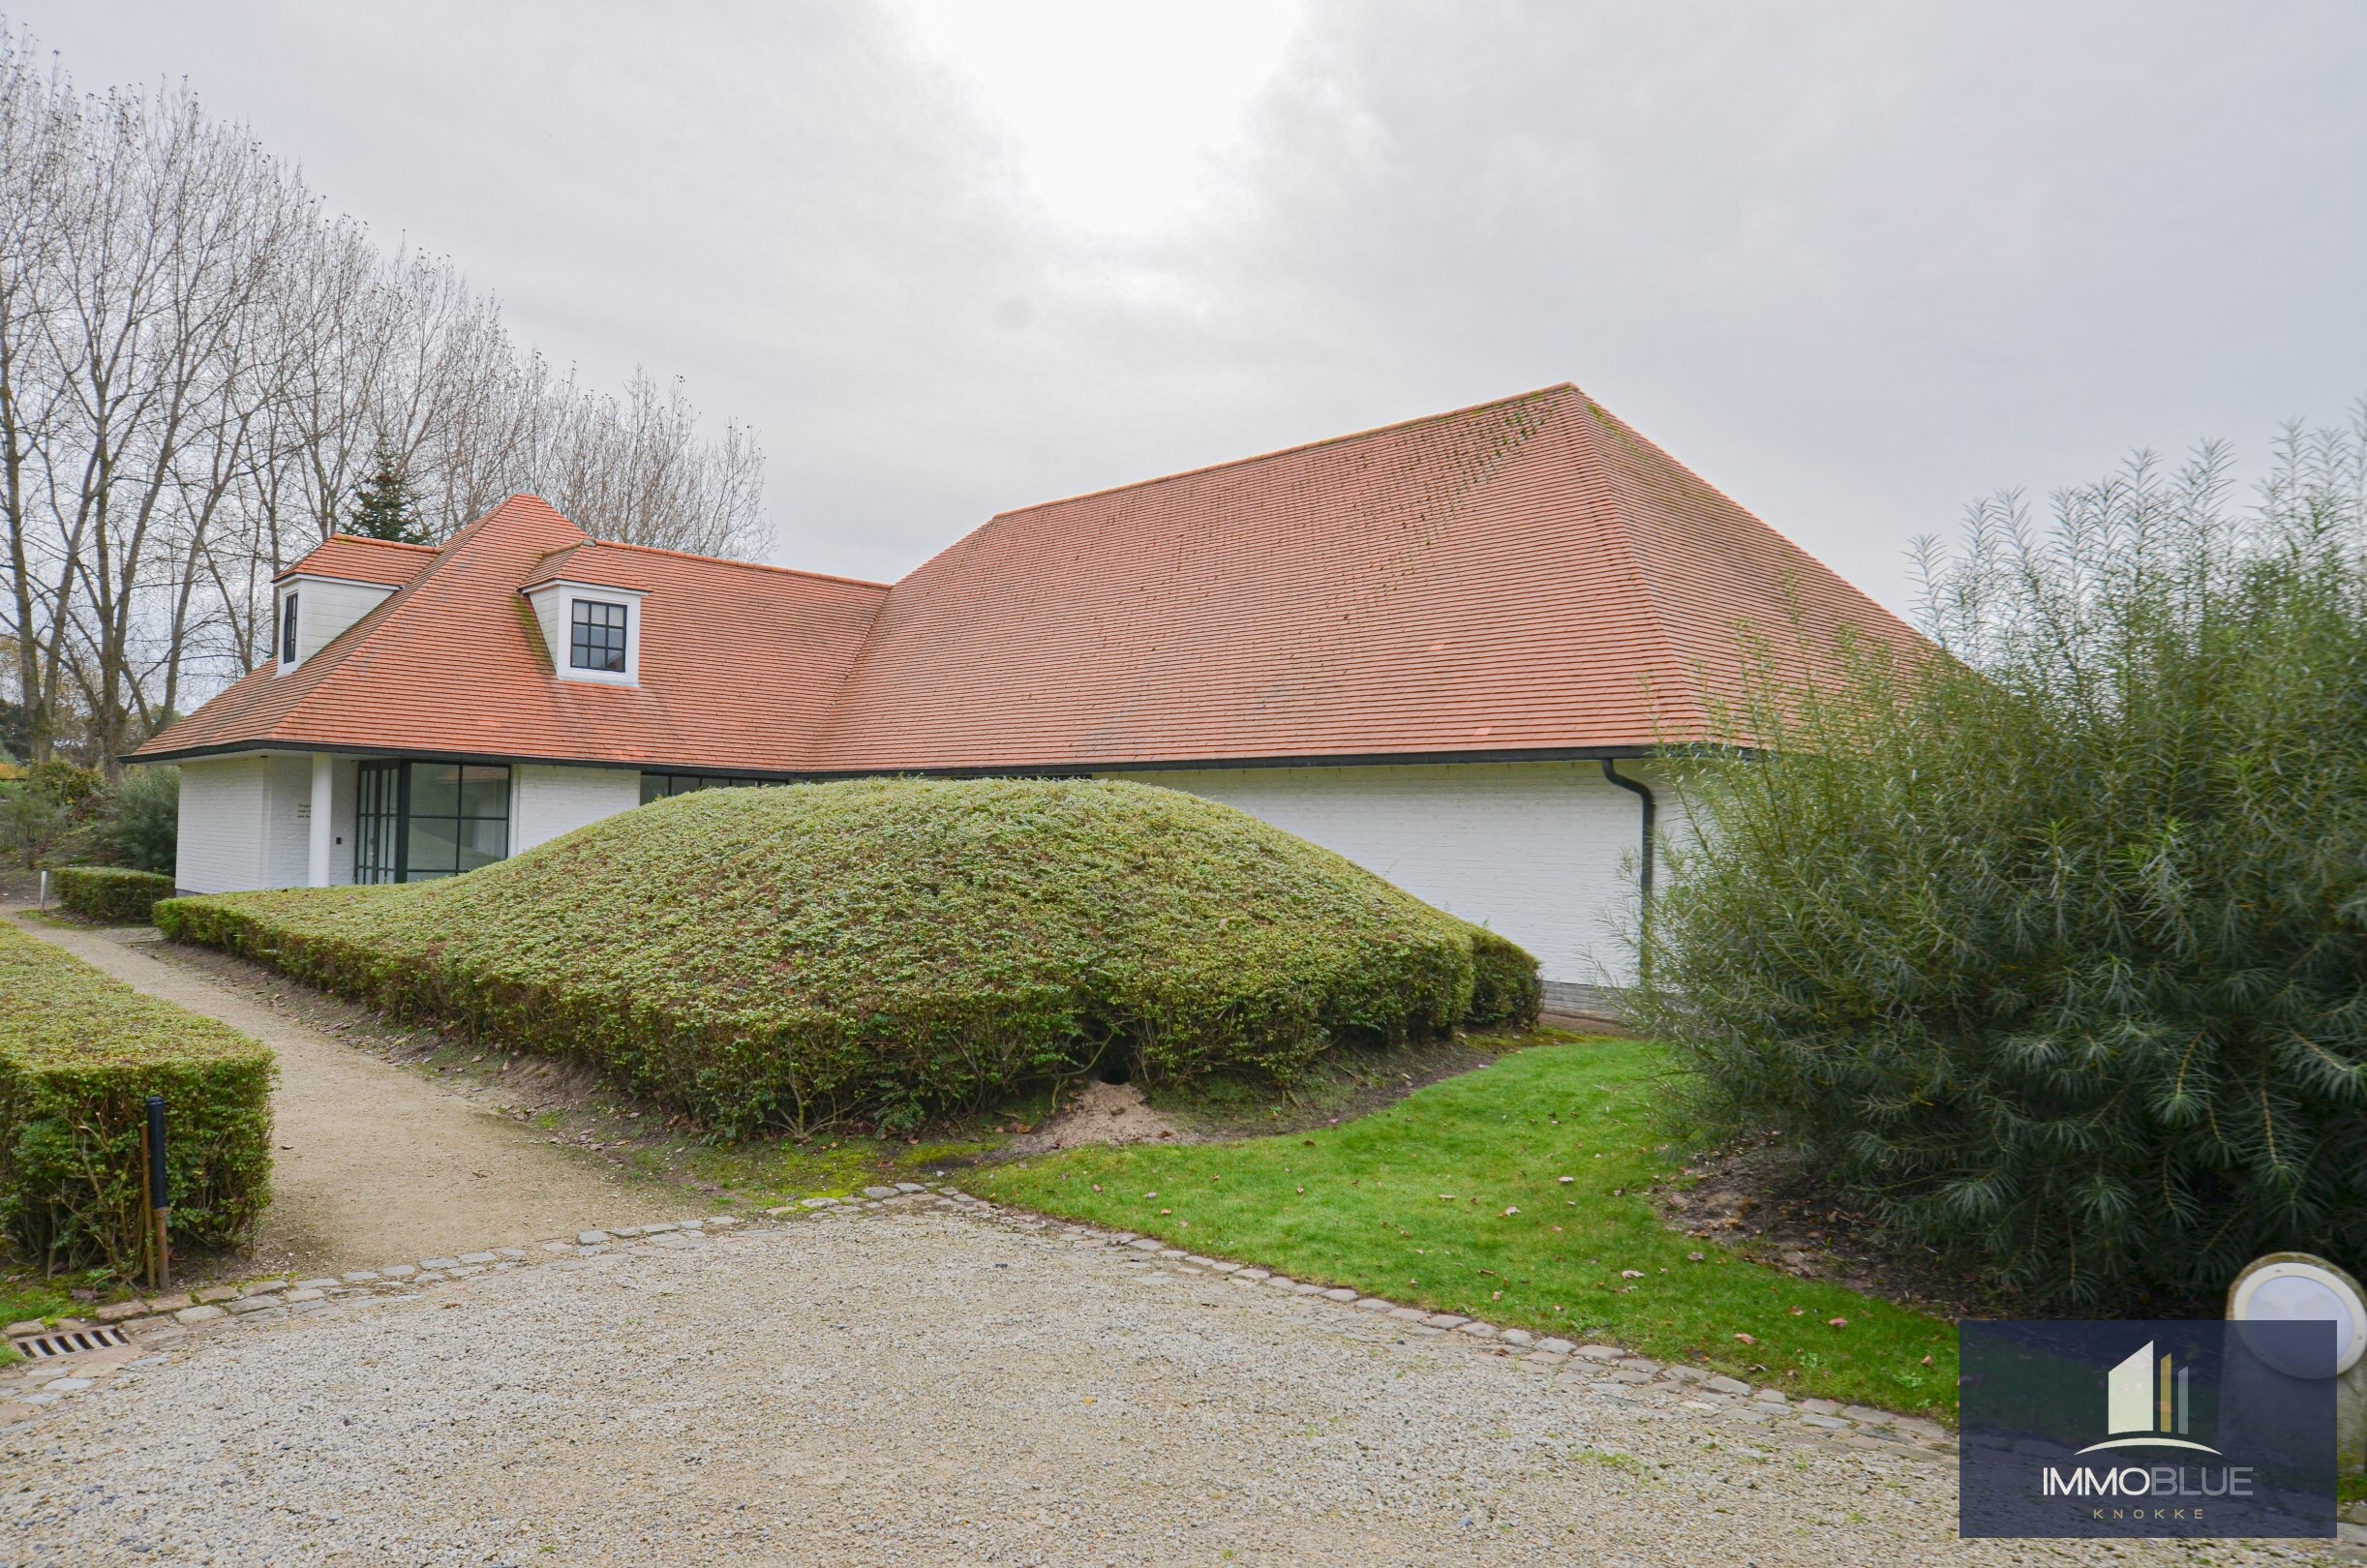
[2,1184,1955,1465]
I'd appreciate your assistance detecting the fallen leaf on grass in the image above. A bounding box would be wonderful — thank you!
[1827,1317,1849,1330]
[1733,1332,1756,1345]
[1621,1269,1643,1280]
[1502,1206,1520,1217]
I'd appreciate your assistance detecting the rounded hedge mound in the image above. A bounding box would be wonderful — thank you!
[161,778,1537,1133]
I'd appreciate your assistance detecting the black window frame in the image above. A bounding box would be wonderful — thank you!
[569,598,628,673]
[400,761,511,882]
[354,760,512,884]
[354,760,400,884]
[280,592,300,664]
[639,772,771,804]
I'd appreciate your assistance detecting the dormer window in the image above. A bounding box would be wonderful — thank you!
[271,558,401,677]
[523,576,643,686]
[570,600,628,673]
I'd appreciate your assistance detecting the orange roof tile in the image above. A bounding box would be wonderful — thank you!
[141,498,891,771]
[815,384,1921,769]
[137,387,1924,774]
[275,533,440,588]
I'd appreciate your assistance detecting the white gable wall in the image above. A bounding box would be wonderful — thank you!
[513,764,643,853]
[1098,761,1671,987]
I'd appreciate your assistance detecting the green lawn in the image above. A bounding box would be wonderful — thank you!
[977,1039,1957,1418]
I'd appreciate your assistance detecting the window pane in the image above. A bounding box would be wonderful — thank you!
[463,816,507,860]
[460,768,508,819]
[407,818,459,875]
[569,599,627,672]
[410,763,460,817]
[641,772,664,804]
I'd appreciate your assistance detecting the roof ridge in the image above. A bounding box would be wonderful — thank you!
[551,535,891,591]
[1548,389,1712,736]
[320,532,439,553]
[976,382,1582,524]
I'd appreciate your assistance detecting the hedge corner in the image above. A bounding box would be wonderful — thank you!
[52,866,176,925]
[0,922,275,1276]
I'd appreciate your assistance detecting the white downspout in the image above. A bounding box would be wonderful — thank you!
[307,753,334,888]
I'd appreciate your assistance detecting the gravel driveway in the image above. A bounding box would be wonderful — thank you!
[2,1194,2347,1567]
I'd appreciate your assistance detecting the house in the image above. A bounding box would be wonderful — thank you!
[135,384,1922,1001]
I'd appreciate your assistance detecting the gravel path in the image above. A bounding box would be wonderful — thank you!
[5,914,684,1274]
[4,1193,2349,1567]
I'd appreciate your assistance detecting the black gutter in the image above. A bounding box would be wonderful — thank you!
[1600,758,1655,902]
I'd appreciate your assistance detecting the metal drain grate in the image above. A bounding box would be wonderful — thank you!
[9,1324,130,1360]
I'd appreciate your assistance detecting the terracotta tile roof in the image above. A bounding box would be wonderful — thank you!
[138,497,891,771]
[276,534,440,588]
[137,387,1924,773]
[815,384,1922,769]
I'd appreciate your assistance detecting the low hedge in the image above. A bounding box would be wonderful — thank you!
[0,922,276,1274]
[159,777,1539,1135]
[52,866,175,924]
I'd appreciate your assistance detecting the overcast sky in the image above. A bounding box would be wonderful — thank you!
[15,2,2365,612]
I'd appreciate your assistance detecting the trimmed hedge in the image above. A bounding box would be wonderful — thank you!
[53,866,175,924]
[0,922,275,1274]
[160,777,1538,1134]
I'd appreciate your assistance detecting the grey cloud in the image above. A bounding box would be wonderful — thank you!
[18,0,2365,609]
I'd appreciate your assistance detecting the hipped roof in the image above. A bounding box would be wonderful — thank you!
[137,384,1923,773]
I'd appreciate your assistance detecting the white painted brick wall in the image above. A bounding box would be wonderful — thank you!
[261,754,313,888]
[328,757,358,884]
[1101,761,1675,985]
[513,764,644,853]
[174,756,267,894]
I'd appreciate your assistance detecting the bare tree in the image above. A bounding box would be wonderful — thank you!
[0,18,774,770]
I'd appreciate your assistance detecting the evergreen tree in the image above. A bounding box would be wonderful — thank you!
[345,440,428,542]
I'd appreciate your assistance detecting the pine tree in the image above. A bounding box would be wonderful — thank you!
[345,440,428,543]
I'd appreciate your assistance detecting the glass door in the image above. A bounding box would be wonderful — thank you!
[355,761,400,884]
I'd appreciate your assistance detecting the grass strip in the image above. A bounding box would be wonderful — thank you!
[978,1039,1957,1417]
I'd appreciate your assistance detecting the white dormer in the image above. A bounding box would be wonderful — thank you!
[524,579,645,686]
[273,574,398,674]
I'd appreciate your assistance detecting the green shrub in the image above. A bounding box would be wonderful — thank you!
[1,760,102,870]
[52,867,175,924]
[98,765,178,875]
[0,922,275,1274]
[1465,926,1544,1027]
[160,777,1536,1134]
[1636,416,2367,1306]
